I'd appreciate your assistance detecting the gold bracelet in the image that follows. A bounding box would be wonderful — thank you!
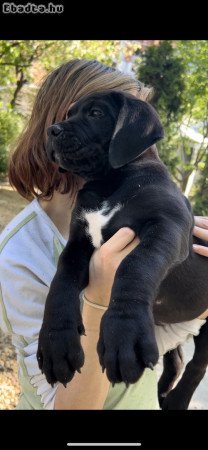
[83,292,108,311]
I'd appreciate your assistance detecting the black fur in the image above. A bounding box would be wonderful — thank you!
[37,91,208,407]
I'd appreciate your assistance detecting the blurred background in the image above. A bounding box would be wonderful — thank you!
[0,39,207,409]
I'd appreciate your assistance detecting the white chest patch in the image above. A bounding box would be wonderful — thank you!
[83,202,122,248]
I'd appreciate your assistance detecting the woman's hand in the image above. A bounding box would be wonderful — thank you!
[193,216,208,257]
[84,228,140,307]
[85,217,208,311]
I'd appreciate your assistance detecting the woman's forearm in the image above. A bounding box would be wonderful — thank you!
[54,301,110,409]
[55,229,139,409]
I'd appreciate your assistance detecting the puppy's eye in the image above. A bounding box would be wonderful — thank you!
[88,109,103,118]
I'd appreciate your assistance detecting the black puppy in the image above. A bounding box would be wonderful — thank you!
[37,91,208,407]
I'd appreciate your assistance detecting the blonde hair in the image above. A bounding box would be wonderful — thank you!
[9,59,152,200]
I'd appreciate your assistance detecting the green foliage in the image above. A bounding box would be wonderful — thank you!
[191,152,208,215]
[175,40,208,123]
[39,40,120,71]
[136,41,187,184]
[136,41,185,124]
[0,41,49,110]
[135,40,208,216]
[157,123,181,174]
[0,40,120,110]
[0,109,24,174]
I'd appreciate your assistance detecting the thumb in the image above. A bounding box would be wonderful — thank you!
[102,227,136,253]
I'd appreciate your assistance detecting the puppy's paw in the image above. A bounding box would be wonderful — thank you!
[97,305,159,385]
[37,325,85,386]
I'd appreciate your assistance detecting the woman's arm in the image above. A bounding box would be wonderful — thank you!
[55,227,140,409]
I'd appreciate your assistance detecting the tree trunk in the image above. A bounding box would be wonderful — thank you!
[10,68,26,109]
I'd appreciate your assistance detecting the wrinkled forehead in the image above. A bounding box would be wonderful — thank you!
[68,92,119,115]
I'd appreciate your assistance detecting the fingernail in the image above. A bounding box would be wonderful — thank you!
[121,227,135,235]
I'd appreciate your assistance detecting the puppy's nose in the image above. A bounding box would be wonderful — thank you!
[48,124,63,137]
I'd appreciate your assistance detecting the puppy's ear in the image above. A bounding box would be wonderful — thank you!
[109,92,164,169]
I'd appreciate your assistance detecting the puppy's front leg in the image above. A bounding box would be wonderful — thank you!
[98,217,190,385]
[37,236,94,386]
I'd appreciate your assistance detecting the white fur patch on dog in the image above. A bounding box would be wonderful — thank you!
[84,202,122,248]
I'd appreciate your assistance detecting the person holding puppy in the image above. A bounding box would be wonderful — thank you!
[0,59,207,410]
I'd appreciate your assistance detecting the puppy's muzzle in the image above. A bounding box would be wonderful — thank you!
[47,124,82,163]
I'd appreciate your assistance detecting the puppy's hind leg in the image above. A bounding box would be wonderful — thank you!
[161,319,208,410]
[158,346,184,408]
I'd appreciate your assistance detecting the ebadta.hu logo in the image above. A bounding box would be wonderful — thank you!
[2,2,64,14]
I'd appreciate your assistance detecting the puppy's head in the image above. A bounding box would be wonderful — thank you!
[47,91,164,180]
